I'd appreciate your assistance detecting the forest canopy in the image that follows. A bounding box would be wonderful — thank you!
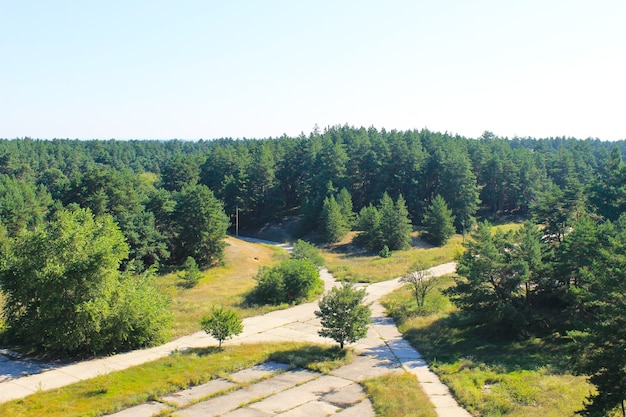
[0,127,622,271]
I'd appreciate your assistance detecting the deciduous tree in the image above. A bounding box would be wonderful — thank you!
[200,306,243,348]
[0,208,170,354]
[315,283,371,349]
[401,263,437,309]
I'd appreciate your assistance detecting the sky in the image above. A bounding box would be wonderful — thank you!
[1,0,625,141]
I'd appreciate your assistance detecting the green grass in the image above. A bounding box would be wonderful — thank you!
[381,277,594,417]
[0,342,352,417]
[364,373,437,417]
[321,231,463,283]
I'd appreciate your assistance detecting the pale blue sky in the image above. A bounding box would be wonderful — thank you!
[1,1,625,140]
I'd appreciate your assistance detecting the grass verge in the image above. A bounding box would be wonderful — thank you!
[381,277,593,417]
[0,342,352,417]
[364,372,437,417]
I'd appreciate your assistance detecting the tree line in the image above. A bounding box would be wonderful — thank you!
[1,127,623,270]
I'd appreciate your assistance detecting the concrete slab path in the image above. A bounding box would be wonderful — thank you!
[0,262,470,416]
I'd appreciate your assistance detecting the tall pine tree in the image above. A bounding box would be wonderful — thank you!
[421,194,455,246]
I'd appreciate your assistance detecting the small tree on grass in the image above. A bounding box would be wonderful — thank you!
[180,256,202,288]
[401,263,437,309]
[200,306,243,348]
[315,283,371,349]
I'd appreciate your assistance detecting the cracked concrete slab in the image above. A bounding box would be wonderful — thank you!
[161,378,236,407]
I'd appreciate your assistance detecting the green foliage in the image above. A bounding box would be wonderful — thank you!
[531,181,572,244]
[106,269,172,351]
[116,209,169,271]
[438,147,480,231]
[382,281,592,417]
[251,265,285,305]
[400,263,437,309]
[356,193,412,251]
[449,221,538,337]
[568,216,626,417]
[173,183,230,268]
[250,259,322,305]
[589,147,626,222]
[0,175,51,236]
[320,195,350,242]
[355,203,382,249]
[290,239,324,267]
[160,153,200,192]
[378,244,391,258]
[281,258,323,303]
[180,256,202,288]
[335,187,356,226]
[200,306,243,348]
[315,283,371,349]
[421,194,455,246]
[378,193,412,250]
[0,208,170,354]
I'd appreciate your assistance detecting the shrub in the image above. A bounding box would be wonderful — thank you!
[249,259,323,305]
[291,239,325,267]
[179,256,202,288]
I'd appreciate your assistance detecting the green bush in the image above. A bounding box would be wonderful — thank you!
[251,266,286,305]
[249,259,323,305]
[291,239,325,267]
[0,208,171,355]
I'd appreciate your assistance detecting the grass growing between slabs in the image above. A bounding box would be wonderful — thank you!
[0,342,352,417]
[154,236,290,339]
[381,276,593,417]
[364,373,437,417]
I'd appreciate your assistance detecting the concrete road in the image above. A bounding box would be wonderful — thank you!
[0,262,469,416]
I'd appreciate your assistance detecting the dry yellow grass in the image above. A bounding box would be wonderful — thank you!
[321,231,464,283]
[155,236,290,339]
[322,223,525,284]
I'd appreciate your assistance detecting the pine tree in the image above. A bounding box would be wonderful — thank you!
[356,204,381,250]
[391,194,413,250]
[173,183,229,268]
[320,195,350,243]
[336,188,356,226]
[377,193,412,250]
[422,195,455,246]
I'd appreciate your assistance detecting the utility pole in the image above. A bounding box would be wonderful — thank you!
[235,206,239,237]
